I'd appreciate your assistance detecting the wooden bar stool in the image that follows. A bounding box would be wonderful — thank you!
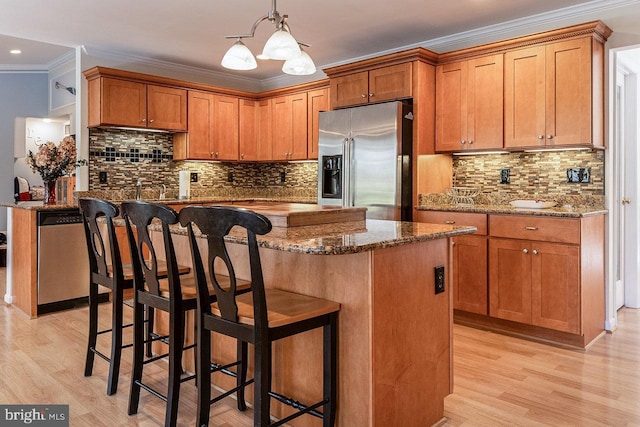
[179,205,340,427]
[79,198,134,396]
[121,201,250,427]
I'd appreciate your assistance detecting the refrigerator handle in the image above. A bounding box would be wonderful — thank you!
[347,137,355,207]
[342,137,350,207]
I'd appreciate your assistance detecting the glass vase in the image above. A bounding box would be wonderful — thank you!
[44,180,57,205]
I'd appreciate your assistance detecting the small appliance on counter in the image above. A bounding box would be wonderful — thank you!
[317,101,413,221]
[179,168,191,199]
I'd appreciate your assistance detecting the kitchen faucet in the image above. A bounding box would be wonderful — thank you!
[135,179,142,200]
[159,184,166,200]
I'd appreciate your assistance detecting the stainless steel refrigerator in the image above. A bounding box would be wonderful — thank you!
[317,101,413,221]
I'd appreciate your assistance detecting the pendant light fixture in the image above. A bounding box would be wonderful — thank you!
[221,0,316,75]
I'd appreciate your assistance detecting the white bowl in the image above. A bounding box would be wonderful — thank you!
[509,200,557,209]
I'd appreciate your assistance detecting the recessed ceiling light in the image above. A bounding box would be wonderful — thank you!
[10,49,21,54]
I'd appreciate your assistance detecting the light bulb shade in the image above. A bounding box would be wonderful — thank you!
[282,49,316,75]
[261,28,301,60]
[221,40,257,70]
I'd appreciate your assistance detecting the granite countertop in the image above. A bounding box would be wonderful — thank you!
[416,203,607,218]
[111,217,476,255]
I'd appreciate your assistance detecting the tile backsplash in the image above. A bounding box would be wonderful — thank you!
[445,149,604,206]
[88,128,318,200]
[88,129,604,207]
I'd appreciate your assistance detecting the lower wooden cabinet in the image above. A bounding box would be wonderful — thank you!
[418,210,604,347]
[489,238,580,334]
[415,211,488,315]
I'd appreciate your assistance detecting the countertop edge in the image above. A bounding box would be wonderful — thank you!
[415,204,607,218]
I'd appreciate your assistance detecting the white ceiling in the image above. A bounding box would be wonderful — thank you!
[1,0,640,85]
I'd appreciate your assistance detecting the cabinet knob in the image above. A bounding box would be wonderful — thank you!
[369,93,374,97]
[141,118,147,123]
[547,135,553,140]
[523,249,529,254]
[468,140,473,145]
[241,153,245,159]
[215,151,219,158]
[444,220,455,224]
[149,119,154,123]
[532,249,539,255]
[538,135,544,140]
[361,94,367,98]
[460,140,466,145]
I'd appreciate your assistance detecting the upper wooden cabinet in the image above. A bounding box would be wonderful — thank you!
[174,91,238,161]
[330,63,412,109]
[307,88,329,160]
[505,37,601,149]
[87,77,187,131]
[436,55,503,152]
[272,93,308,161]
[239,99,273,161]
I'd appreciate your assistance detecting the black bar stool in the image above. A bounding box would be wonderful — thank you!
[121,201,250,427]
[179,205,340,427]
[79,198,134,396]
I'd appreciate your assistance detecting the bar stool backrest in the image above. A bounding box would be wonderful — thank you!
[79,198,124,287]
[179,206,272,328]
[120,201,182,304]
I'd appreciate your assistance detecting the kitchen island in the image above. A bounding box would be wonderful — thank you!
[3,199,476,426]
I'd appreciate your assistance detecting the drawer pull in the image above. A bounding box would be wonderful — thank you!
[525,226,538,231]
[445,220,456,224]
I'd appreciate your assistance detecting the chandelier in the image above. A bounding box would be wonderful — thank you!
[221,0,316,75]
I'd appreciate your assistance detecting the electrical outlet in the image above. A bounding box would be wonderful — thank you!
[500,168,510,184]
[190,172,198,183]
[567,167,590,183]
[280,171,286,183]
[99,171,107,183]
[434,265,445,294]
[227,172,234,183]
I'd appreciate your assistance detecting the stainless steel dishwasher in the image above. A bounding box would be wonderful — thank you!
[37,209,90,312]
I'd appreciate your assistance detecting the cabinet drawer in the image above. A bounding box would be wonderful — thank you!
[489,215,580,244]
[415,211,487,235]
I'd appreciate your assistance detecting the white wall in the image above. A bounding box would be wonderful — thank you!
[0,73,49,230]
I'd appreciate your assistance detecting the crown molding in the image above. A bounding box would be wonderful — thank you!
[46,50,75,71]
[0,65,48,73]
[82,46,264,92]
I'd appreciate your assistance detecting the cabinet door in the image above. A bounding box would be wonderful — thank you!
[453,235,488,315]
[369,63,412,103]
[213,95,239,161]
[489,238,532,323]
[147,85,187,131]
[307,88,329,160]
[545,38,592,146]
[257,99,273,161]
[330,71,368,109]
[272,96,292,161]
[504,46,546,149]
[290,93,308,160]
[101,78,147,127]
[239,99,257,161]
[436,61,467,152]
[187,91,215,160]
[467,54,503,150]
[531,242,580,333]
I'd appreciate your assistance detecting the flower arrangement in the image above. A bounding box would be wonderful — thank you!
[25,136,85,182]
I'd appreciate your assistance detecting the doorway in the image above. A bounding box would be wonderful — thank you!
[609,46,640,329]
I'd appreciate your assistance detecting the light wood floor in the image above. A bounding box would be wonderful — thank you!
[1,267,639,426]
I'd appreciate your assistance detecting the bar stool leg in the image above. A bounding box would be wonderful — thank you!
[84,283,98,378]
[254,339,272,426]
[107,288,124,396]
[323,314,338,427]
[196,321,212,427]
[165,311,185,427]
[145,305,155,358]
[128,298,145,415]
[237,340,248,411]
